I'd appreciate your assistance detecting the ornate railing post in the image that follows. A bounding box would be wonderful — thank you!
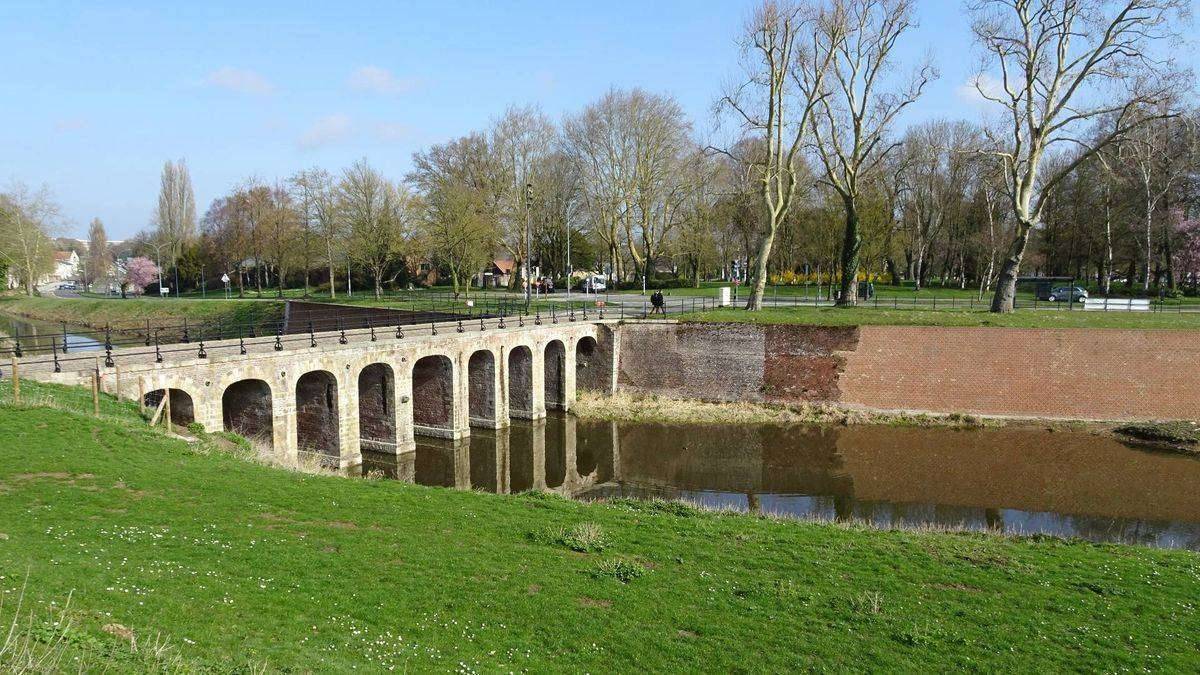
[104,324,114,367]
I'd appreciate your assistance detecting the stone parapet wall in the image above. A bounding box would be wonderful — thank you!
[614,322,1200,421]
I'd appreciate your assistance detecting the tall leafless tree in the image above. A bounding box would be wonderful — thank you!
[812,0,933,305]
[969,0,1188,312]
[715,0,839,310]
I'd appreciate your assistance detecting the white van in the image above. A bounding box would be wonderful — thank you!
[579,275,607,292]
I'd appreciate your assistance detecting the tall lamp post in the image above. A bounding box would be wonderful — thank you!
[524,182,533,312]
[565,210,572,302]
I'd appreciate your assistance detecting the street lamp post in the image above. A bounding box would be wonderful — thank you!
[565,211,572,303]
[524,182,533,312]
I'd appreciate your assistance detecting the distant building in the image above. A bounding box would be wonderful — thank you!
[51,250,81,282]
[476,258,515,288]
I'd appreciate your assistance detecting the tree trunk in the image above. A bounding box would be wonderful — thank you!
[1102,186,1113,296]
[886,258,900,286]
[1141,192,1153,292]
[745,216,777,311]
[989,222,1032,313]
[836,202,861,306]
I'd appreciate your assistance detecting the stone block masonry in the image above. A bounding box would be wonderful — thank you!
[615,322,1200,421]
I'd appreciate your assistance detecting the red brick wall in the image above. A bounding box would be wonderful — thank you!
[616,323,1200,421]
[839,326,1200,420]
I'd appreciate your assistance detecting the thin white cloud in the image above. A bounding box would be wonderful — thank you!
[347,66,418,95]
[203,67,275,96]
[298,114,352,149]
[957,73,1002,107]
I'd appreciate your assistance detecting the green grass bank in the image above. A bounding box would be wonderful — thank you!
[0,295,284,331]
[0,380,1197,671]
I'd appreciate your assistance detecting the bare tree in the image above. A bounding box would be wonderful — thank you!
[263,182,300,298]
[340,160,413,299]
[811,0,933,305]
[1116,110,1197,290]
[86,217,110,289]
[969,0,1188,312]
[897,120,977,290]
[492,105,555,288]
[562,90,638,284]
[154,159,197,295]
[715,0,838,310]
[0,182,59,296]
[422,182,496,297]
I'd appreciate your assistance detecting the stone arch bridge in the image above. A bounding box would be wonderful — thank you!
[25,318,619,469]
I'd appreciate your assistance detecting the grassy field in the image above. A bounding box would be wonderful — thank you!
[681,305,1200,329]
[0,380,1197,671]
[0,295,284,331]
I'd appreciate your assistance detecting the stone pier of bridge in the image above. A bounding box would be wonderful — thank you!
[32,319,619,469]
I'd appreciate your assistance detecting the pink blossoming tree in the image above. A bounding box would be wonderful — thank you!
[120,256,159,298]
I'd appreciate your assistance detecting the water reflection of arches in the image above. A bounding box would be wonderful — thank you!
[414,438,471,489]
[143,388,195,428]
[296,370,339,458]
[543,340,566,410]
[507,346,534,418]
[358,363,395,453]
[467,350,497,427]
[223,379,272,443]
[412,355,454,434]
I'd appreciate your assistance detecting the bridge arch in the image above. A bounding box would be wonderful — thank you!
[296,370,340,458]
[508,345,533,417]
[222,379,273,444]
[358,363,395,453]
[467,349,496,426]
[412,354,454,433]
[544,340,566,410]
[144,388,195,428]
[576,335,606,392]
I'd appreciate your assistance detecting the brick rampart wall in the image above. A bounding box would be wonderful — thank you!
[615,322,1200,421]
[839,326,1200,420]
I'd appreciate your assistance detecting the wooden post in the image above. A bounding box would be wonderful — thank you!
[10,357,19,405]
[91,370,100,417]
[164,390,172,434]
[138,377,146,414]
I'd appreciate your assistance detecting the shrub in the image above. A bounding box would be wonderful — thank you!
[560,522,607,553]
[1114,421,1200,448]
[531,522,608,553]
[592,558,647,583]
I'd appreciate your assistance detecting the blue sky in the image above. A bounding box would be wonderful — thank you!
[0,0,1173,239]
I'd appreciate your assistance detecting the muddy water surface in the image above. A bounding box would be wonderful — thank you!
[360,414,1200,550]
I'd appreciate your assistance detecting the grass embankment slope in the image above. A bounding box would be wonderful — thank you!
[682,305,1200,329]
[0,295,283,330]
[0,382,1198,670]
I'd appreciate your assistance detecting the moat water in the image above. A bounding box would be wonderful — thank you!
[357,413,1200,551]
[0,314,102,353]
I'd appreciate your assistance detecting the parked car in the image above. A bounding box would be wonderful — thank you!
[579,275,607,292]
[1047,286,1088,302]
